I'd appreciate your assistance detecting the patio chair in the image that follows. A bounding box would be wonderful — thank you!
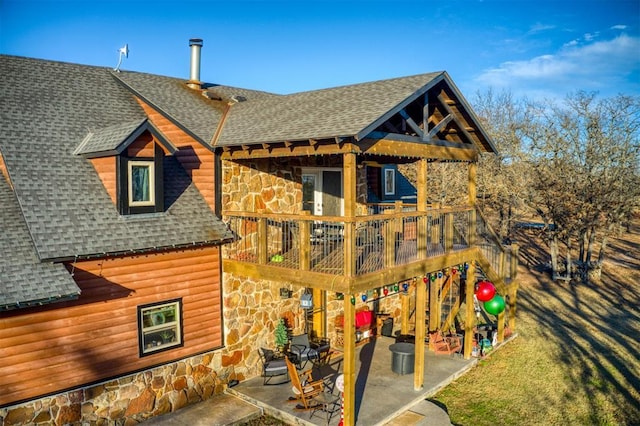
[258,348,289,385]
[429,330,462,355]
[284,356,324,410]
[289,333,319,369]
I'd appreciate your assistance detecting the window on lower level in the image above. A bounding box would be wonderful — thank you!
[138,299,183,356]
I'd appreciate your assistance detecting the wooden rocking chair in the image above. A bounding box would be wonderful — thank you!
[429,330,462,355]
[284,356,324,409]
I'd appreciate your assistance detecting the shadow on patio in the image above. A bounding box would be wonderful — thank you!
[228,336,477,425]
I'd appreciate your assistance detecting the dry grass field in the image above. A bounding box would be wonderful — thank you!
[433,218,640,425]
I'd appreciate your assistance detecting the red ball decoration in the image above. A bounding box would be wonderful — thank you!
[475,281,496,302]
[383,287,389,296]
[483,294,505,315]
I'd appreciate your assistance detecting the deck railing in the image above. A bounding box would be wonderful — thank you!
[476,208,518,281]
[223,206,474,277]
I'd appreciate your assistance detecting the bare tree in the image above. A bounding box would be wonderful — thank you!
[473,89,535,239]
[527,92,640,281]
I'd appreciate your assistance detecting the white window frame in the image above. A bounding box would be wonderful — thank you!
[138,299,182,356]
[384,168,396,196]
[128,160,155,207]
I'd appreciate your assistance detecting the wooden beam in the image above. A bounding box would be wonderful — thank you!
[422,93,429,140]
[401,290,410,335]
[468,162,477,246]
[360,138,478,162]
[427,114,453,139]
[350,248,477,294]
[437,93,477,146]
[399,109,424,138]
[220,141,357,160]
[414,277,426,390]
[221,260,351,293]
[224,246,480,296]
[343,296,356,426]
[464,262,476,359]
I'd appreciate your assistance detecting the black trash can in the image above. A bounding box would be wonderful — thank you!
[388,342,415,375]
[381,318,394,337]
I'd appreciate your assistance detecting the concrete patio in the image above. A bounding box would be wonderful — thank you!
[227,336,477,425]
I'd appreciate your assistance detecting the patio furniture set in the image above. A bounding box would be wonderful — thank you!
[259,333,341,423]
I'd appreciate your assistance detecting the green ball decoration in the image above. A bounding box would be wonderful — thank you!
[483,294,505,315]
[394,284,399,292]
[350,295,356,305]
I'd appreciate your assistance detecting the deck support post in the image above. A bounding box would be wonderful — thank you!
[342,296,356,426]
[417,159,428,259]
[401,290,410,335]
[428,273,441,333]
[414,277,426,390]
[463,262,476,359]
[468,162,477,247]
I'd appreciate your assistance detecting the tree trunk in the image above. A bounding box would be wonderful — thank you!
[585,226,596,265]
[598,234,609,264]
[565,235,572,281]
[551,234,559,281]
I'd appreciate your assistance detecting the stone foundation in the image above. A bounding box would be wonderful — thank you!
[0,352,231,426]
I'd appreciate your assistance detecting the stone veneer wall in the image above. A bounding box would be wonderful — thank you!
[0,351,234,425]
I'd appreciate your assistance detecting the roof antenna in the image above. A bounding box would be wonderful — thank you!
[114,44,129,72]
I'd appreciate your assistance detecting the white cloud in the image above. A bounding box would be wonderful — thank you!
[528,22,555,34]
[475,34,640,97]
[611,25,627,30]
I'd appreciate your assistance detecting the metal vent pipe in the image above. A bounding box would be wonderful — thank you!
[188,38,203,89]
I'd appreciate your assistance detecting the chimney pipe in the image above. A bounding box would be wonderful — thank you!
[187,38,203,89]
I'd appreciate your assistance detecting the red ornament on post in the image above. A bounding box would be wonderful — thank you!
[475,280,496,302]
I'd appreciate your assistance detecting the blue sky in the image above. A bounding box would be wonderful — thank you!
[1,0,639,100]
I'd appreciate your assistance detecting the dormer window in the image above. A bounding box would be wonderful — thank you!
[129,160,156,207]
[73,119,176,216]
[118,151,164,215]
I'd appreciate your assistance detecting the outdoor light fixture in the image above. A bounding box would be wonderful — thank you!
[300,293,313,309]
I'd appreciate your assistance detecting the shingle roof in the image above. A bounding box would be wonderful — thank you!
[0,176,81,310]
[73,118,147,156]
[0,55,234,266]
[113,70,279,146]
[215,72,444,146]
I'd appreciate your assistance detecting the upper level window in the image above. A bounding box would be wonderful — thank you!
[128,161,155,206]
[118,150,164,215]
[384,168,395,196]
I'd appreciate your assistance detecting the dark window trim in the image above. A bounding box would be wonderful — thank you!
[137,298,184,357]
[117,144,164,215]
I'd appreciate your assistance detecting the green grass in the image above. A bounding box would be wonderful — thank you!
[433,224,640,426]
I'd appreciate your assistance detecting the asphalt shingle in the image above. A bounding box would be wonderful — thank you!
[0,175,80,310]
[0,55,233,268]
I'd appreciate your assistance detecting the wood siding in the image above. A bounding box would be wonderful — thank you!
[0,246,223,407]
[90,156,117,204]
[126,132,156,158]
[136,98,216,212]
